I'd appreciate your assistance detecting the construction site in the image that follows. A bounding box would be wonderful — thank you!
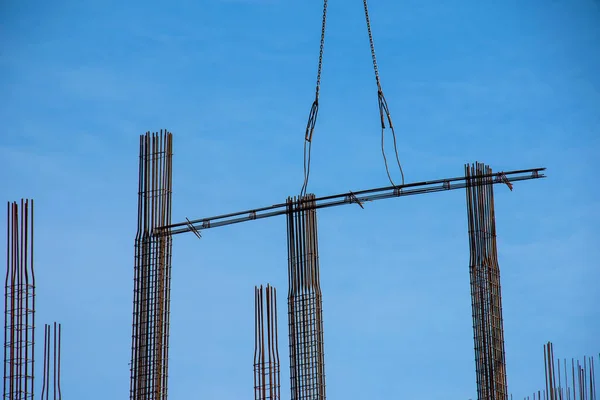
[2,1,598,400]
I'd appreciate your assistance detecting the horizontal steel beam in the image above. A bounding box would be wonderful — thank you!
[156,167,546,237]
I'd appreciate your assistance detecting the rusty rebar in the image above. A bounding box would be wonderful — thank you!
[254,284,281,400]
[130,131,173,400]
[40,322,62,400]
[466,163,508,400]
[286,194,326,400]
[519,343,598,400]
[3,200,35,400]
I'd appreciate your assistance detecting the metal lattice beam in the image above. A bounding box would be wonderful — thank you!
[159,168,545,237]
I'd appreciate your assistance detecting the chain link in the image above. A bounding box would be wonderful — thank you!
[315,0,328,97]
[302,0,328,195]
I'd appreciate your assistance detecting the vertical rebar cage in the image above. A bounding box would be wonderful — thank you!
[4,200,35,400]
[286,194,326,400]
[130,131,173,400]
[254,284,281,400]
[466,163,508,400]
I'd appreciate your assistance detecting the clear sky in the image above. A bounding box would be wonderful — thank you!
[1,0,599,399]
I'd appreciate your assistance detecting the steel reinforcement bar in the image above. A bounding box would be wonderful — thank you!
[286,195,326,400]
[466,162,508,400]
[254,284,281,400]
[4,200,35,400]
[159,167,545,237]
[130,131,173,400]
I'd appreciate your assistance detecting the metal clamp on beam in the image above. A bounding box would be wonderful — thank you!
[349,191,365,209]
[186,218,202,239]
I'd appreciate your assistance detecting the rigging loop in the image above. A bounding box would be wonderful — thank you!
[378,89,404,186]
[301,99,319,196]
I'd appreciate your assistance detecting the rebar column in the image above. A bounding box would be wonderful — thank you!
[130,131,173,400]
[286,194,326,400]
[3,200,35,400]
[254,284,281,400]
[466,163,508,400]
[40,322,62,400]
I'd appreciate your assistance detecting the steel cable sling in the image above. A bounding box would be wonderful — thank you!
[301,0,405,196]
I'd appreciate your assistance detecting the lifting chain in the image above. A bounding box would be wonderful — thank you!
[301,0,405,196]
[363,0,405,186]
[301,0,328,196]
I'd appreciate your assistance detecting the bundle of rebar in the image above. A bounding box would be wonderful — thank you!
[466,163,508,400]
[40,322,62,400]
[4,200,35,400]
[515,343,598,400]
[130,131,173,400]
[254,284,281,400]
[531,342,598,400]
[286,194,326,400]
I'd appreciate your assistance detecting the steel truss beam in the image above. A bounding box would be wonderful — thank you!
[159,168,545,237]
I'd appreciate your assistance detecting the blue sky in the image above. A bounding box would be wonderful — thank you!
[1,0,599,398]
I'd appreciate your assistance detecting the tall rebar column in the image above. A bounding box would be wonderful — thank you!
[254,284,281,400]
[40,322,62,400]
[130,131,173,400]
[466,163,508,400]
[286,194,326,400]
[3,200,35,400]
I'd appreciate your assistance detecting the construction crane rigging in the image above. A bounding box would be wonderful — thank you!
[128,4,551,400]
[301,0,405,196]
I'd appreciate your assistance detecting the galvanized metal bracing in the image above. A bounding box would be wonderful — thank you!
[466,163,508,400]
[4,200,35,400]
[286,195,326,400]
[130,131,173,400]
[254,285,281,400]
